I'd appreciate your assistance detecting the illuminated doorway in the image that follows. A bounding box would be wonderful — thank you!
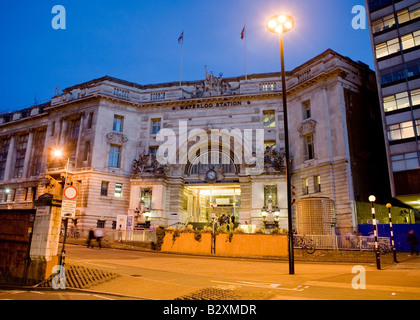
[185,185,241,225]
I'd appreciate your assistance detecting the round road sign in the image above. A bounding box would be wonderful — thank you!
[63,186,78,200]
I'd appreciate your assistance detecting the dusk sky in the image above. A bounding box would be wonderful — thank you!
[0,0,372,113]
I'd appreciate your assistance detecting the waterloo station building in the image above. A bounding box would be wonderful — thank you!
[0,49,393,235]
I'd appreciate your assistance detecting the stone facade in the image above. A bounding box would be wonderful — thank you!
[0,49,390,235]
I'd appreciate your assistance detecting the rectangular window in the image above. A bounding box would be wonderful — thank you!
[314,175,321,193]
[260,83,276,91]
[383,91,410,112]
[263,110,275,128]
[372,14,395,34]
[388,121,415,141]
[304,135,315,160]
[14,134,29,179]
[140,188,152,210]
[31,187,37,202]
[101,181,109,196]
[23,188,28,201]
[151,118,161,134]
[302,178,309,195]
[412,88,420,107]
[87,112,94,129]
[108,145,121,168]
[151,92,166,101]
[264,185,277,207]
[302,100,311,119]
[115,183,123,198]
[83,141,90,161]
[97,220,106,228]
[392,152,419,172]
[31,129,46,176]
[113,115,124,132]
[264,140,276,150]
[0,138,10,181]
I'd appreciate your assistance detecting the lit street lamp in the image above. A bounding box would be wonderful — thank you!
[53,149,71,266]
[267,14,295,275]
[369,195,381,270]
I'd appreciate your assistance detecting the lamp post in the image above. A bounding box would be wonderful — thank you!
[53,149,70,266]
[386,203,398,263]
[267,14,295,275]
[369,195,381,270]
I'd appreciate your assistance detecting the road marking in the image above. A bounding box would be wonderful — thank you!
[29,291,45,295]
[211,280,305,291]
[92,294,115,300]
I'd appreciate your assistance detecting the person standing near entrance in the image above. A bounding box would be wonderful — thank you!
[95,228,104,249]
[407,230,419,256]
[87,228,95,248]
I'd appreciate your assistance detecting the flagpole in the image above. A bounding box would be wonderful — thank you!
[180,32,184,87]
[245,25,247,81]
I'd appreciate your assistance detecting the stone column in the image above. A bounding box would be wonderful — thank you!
[3,133,16,181]
[27,194,62,283]
[22,130,34,179]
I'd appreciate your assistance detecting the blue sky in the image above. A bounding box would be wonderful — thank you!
[0,0,372,113]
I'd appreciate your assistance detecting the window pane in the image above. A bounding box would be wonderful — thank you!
[397,10,410,24]
[383,95,397,112]
[113,116,123,132]
[401,34,415,50]
[395,92,410,109]
[387,38,400,54]
[376,43,389,58]
[411,89,420,106]
[115,183,123,198]
[263,111,276,128]
[109,145,120,167]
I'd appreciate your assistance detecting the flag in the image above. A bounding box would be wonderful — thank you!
[241,26,245,40]
[178,32,184,44]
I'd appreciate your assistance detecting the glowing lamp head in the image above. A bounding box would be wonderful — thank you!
[369,195,376,202]
[386,203,392,209]
[266,14,294,34]
[53,149,63,158]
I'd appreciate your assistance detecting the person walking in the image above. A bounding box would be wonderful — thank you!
[407,230,419,256]
[95,228,104,249]
[87,228,95,248]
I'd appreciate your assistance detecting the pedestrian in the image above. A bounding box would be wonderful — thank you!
[407,230,419,256]
[95,228,104,249]
[87,228,95,248]
[117,224,123,242]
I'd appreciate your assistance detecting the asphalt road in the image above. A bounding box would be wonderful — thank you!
[2,244,420,301]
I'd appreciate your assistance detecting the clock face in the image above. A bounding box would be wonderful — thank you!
[206,170,217,181]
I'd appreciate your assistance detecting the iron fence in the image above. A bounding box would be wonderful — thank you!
[297,234,391,251]
[60,228,156,243]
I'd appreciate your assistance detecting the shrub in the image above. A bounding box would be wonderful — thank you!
[193,229,202,242]
[155,226,166,251]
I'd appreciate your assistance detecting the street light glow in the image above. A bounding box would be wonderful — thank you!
[266,14,294,34]
[53,149,64,158]
[369,195,376,202]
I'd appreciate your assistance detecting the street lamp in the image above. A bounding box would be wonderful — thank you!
[369,195,381,270]
[267,13,295,275]
[53,148,71,266]
[386,203,398,263]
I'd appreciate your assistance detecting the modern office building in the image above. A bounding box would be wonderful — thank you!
[365,0,420,218]
[0,49,394,235]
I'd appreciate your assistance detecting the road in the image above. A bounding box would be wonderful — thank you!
[2,244,420,301]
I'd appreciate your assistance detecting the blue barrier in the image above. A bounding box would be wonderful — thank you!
[358,224,420,252]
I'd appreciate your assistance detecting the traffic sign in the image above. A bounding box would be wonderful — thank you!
[63,186,78,200]
[61,200,76,218]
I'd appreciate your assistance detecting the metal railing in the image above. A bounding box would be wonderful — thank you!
[297,235,391,251]
[60,228,156,243]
